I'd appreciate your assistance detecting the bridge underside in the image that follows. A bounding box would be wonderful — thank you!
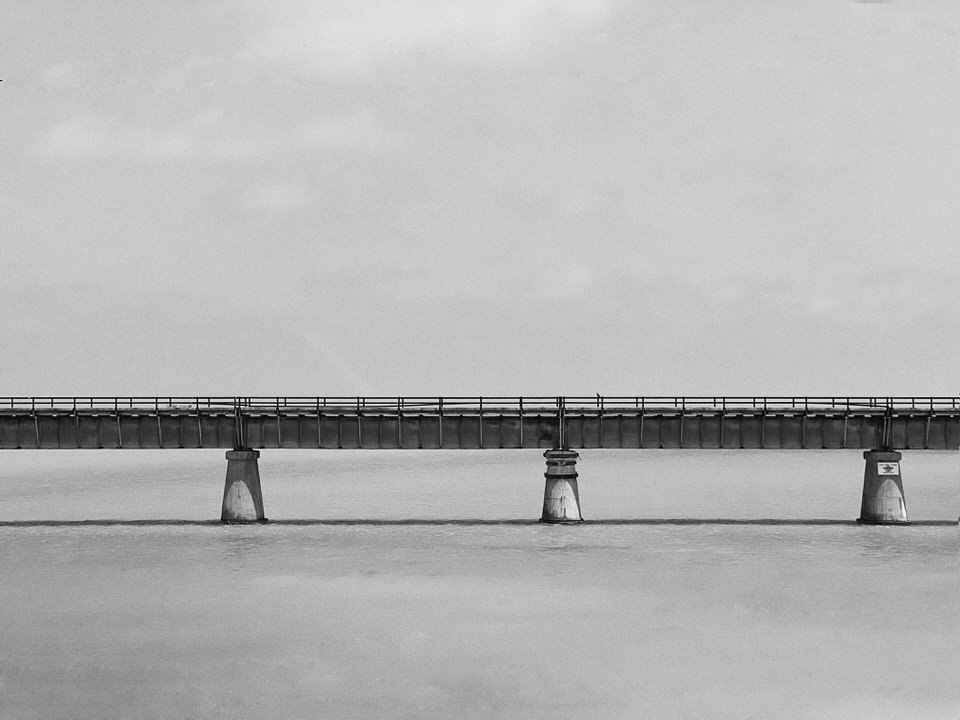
[1,409,958,450]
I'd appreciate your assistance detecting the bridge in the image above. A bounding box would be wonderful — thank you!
[3,396,958,526]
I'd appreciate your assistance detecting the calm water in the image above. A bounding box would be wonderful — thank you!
[0,450,957,719]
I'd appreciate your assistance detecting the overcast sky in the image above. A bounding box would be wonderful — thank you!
[2,1,958,397]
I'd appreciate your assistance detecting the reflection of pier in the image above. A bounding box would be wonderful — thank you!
[2,397,957,525]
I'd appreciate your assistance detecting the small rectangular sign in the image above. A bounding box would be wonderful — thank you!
[877,462,900,476]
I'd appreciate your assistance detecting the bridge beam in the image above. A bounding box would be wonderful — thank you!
[541,449,583,523]
[857,450,909,524]
[221,450,266,522]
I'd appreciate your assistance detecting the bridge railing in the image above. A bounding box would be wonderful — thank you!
[2,396,959,413]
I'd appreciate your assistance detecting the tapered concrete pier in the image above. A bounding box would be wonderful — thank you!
[221,450,266,522]
[541,449,583,523]
[857,450,909,524]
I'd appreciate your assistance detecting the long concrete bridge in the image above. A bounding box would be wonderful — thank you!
[3,396,958,525]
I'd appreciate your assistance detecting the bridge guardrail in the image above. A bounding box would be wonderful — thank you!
[2,396,959,414]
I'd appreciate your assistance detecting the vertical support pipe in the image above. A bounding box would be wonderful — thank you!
[518,397,524,448]
[598,396,603,447]
[233,400,245,451]
[317,399,323,449]
[556,396,564,450]
[276,400,282,449]
[438,397,443,449]
[196,401,203,449]
[639,398,645,449]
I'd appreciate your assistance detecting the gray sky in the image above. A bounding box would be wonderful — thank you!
[2,1,958,396]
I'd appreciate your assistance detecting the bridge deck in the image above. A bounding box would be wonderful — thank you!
[1,397,958,450]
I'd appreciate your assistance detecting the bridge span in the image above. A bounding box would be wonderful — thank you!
[2,396,958,526]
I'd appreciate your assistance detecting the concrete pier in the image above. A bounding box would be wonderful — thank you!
[857,450,909,524]
[221,450,266,523]
[541,449,583,523]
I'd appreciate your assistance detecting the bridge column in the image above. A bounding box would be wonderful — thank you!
[221,450,266,523]
[857,450,909,525]
[541,449,583,523]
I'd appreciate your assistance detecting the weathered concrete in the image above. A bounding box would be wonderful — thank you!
[541,449,583,523]
[857,450,909,524]
[221,450,266,523]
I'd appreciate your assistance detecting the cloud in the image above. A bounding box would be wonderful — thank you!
[242,0,613,79]
[36,114,216,161]
[804,696,958,720]
[35,109,392,161]
[39,59,83,90]
[293,110,392,150]
[251,183,308,211]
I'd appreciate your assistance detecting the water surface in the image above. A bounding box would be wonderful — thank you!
[0,450,956,719]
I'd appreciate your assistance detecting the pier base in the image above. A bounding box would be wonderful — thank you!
[857,450,909,525]
[221,450,266,523]
[541,449,583,523]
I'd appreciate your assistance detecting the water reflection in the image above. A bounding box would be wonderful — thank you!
[0,518,954,526]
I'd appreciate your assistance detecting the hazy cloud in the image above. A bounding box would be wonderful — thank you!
[6,1,960,394]
[252,183,309,211]
[36,113,224,161]
[35,109,394,161]
[38,59,84,90]
[243,0,614,78]
[293,111,394,150]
